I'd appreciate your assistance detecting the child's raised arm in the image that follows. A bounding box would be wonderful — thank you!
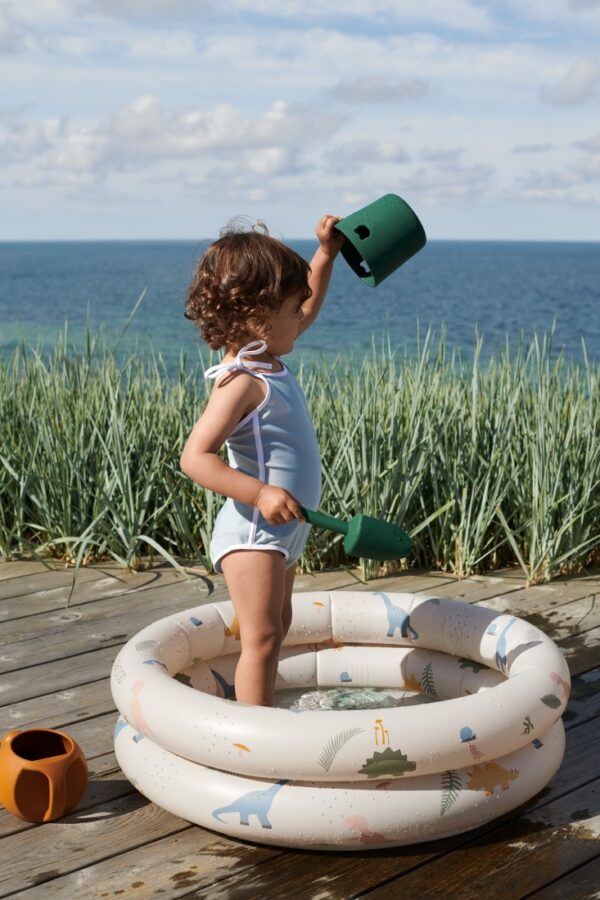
[302,214,344,328]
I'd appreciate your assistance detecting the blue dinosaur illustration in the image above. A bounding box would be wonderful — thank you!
[375,592,418,640]
[114,717,128,740]
[212,779,288,828]
[485,617,517,673]
[142,658,168,669]
[210,668,236,700]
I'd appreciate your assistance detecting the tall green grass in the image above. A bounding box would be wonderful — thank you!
[1,316,598,604]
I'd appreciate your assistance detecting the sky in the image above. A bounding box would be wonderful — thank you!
[1,0,600,241]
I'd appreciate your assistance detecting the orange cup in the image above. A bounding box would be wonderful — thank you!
[0,728,88,822]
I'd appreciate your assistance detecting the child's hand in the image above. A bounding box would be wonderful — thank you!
[316,214,345,259]
[254,484,306,526]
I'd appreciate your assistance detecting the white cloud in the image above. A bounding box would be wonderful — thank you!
[0,112,53,163]
[83,0,214,20]
[330,77,429,104]
[568,0,600,9]
[541,57,600,105]
[124,30,196,59]
[513,142,553,153]
[2,0,600,238]
[573,130,600,152]
[2,96,344,187]
[324,140,411,173]
[404,159,495,203]
[237,0,492,32]
[420,147,465,164]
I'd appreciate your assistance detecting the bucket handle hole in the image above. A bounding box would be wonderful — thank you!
[354,225,370,240]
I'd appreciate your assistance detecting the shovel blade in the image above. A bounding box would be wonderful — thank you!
[343,514,412,561]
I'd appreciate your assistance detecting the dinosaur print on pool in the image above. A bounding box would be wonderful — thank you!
[374,592,419,640]
[467,762,519,795]
[211,779,288,828]
[211,668,236,700]
[345,815,396,845]
[485,617,517,673]
[359,747,417,777]
[550,671,570,703]
[484,618,544,673]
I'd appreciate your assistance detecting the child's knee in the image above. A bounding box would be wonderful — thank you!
[243,623,283,658]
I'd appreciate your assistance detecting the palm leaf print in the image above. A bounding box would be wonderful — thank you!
[318,728,365,772]
[440,770,462,815]
[421,662,437,697]
[522,715,534,735]
[541,694,562,709]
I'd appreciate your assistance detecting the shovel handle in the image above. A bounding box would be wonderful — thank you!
[299,506,349,536]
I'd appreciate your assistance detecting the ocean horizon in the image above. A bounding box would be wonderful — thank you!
[2,239,599,379]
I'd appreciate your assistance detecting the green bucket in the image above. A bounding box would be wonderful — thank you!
[334,193,426,287]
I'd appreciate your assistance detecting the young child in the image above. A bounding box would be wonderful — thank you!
[180,214,344,707]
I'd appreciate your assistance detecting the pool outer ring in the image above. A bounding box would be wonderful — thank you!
[113,714,565,851]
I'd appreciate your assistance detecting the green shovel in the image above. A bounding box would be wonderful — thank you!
[299,506,412,561]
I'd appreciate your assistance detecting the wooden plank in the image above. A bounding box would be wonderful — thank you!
[6,826,282,899]
[476,580,600,617]
[477,591,600,638]
[0,566,209,622]
[527,853,600,898]
[0,645,125,705]
[0,588,230,674]
[559,626,600,678]
[0,560,61,581]
[0,674,115,734]
[563,669,600,727]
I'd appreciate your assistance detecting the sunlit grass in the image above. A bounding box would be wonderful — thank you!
[1,314,598,605]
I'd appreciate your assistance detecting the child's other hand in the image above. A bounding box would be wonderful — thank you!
[315,214,345,259]
[254,485,306,526]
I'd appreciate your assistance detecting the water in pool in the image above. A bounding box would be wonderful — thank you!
[273,686,437,711]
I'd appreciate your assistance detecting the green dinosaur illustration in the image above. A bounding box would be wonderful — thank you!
[359,747,417,778]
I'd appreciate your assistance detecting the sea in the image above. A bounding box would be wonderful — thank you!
[1,240,599,380]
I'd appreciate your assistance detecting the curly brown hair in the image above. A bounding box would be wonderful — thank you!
[184,222,312,353]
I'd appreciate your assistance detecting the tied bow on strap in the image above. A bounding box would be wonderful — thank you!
[203,340,273,380]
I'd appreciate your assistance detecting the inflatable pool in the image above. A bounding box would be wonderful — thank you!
[111,590,570,850]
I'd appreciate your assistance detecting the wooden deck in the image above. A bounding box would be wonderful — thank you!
[1,559,599,899]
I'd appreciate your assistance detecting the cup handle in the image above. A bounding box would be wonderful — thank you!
[46,773,67,821]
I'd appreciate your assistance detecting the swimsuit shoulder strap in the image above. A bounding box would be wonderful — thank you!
[203,339,275,382]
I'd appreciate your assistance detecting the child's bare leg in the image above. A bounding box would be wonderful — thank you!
[282,562,296,640]
[220,549,286,707]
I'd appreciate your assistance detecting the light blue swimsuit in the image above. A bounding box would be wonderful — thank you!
[203,339,322,574]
